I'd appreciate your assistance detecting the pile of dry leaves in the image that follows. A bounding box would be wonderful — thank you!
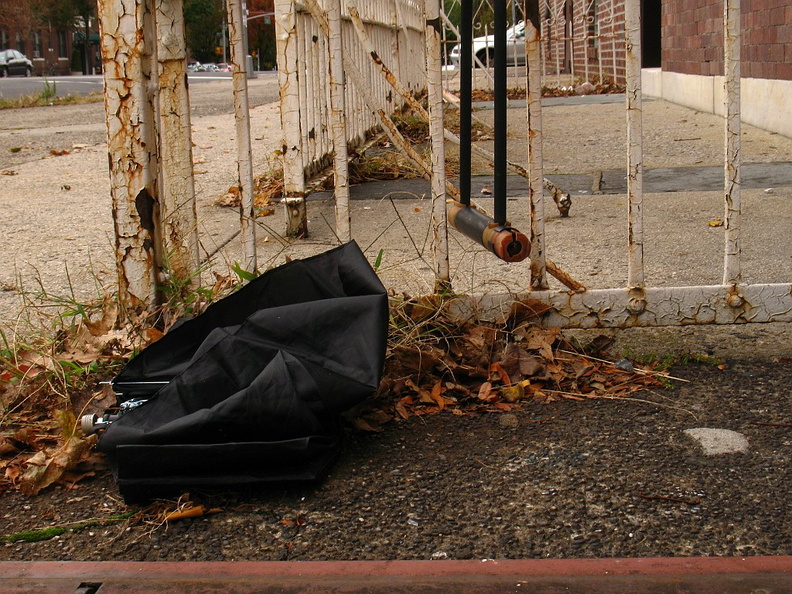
[0,302,140,497]
[349,295,667,431]
[1,291,668,497]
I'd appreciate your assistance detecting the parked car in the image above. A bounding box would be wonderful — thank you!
[0,49,34,77]
[449,21,526,68]
[187,61,202,72]
[216,63,232,72]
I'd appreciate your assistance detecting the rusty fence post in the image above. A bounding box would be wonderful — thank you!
[625,0,644,290]
[227,0,257,272]
[98,0,162,318]
[526,0,548,290]
[329,0,351,243]
[275,0,308,237]
[155,0,200,285]
[723,0,741,286]
[424,0,450,291]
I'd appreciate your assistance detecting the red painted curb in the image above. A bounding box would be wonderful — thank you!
[2,556,791,578]
[1,557,790,593]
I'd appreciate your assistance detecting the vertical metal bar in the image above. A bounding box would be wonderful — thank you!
[723,0,741,286]
[347,0,427,120]
[440,12,494,78]
[155,0,199,285]
[329,0,351,242]
[98,0,162,315]
[597,0,604,84]
[583,3,590,83]
[526,0,548,289]
[425,0,451,289]
[610,0,617,82]
[274,0,307,236]
[569,11,575,81]
[493,0,507,225]
[625,0,643,288]
[227,0,257,273]
[459,0,472,206]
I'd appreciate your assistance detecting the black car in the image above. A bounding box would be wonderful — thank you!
[0,50,34,77]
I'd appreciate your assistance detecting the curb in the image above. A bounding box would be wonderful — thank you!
[1,556,790,593]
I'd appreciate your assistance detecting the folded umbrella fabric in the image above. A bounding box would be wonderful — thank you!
[97,242,388,500]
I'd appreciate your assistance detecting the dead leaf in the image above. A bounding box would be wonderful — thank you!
[500,383,525,403]
[0,440,19,456]
[145,327,165,344]
[489,362,512,386]
[49,149,70,156]
[57,470,96,490]
[4,464,22,484]
[708,217,724,227]
[428,381,446,409]
[18,434,97,495]
[395,398,411,420]
[84,300,118,337]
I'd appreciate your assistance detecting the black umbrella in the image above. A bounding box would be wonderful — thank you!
[96,242,388,500]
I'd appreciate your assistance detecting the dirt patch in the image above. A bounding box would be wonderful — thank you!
[1,359,789,561]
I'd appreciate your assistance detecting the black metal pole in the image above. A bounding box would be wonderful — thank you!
[493,0,508,224]
[459,0,472,206]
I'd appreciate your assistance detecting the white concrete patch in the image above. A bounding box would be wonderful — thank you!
[684,428,750,455]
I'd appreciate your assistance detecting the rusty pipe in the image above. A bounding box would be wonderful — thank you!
[448,203,530,263]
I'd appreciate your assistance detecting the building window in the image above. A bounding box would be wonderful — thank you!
[16,32,25,55]
[1,31,8,50]
[57,30,68,58]
[32,31,42,58]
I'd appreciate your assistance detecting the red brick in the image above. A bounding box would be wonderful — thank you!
[776,62,792,81]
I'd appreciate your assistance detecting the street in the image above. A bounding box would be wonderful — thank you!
[0,71,277,101]
[0,72,281,170]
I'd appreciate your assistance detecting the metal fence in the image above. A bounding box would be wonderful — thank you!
[275,0,426,237]
[441,0,626,89]
[271,0,792,329]
[96,0,791,329]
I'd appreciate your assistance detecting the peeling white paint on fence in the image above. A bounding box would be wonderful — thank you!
[96,0,783,333]
[525,3,548,290]
[155,0,199,285]
[624,0,643,289]
[723,0,741,286]
[227,0,257,272]
[99,0,163,316]
[447,284,792,329]
[328,0,351,242]
[425,0,450,288]
[276,0,425,238]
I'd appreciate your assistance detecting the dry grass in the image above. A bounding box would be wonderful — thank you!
[0,91,104,110]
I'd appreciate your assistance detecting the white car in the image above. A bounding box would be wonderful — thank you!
[449,21,526,68]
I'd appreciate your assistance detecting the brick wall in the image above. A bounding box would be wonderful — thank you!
[663,0,792,81]
[540,0,626,84]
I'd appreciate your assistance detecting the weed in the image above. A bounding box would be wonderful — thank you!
[621,349,723,373]
[40,78,57,102]
[0,91,103,110]
[373,249,384,272]
[1,512,134,544]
